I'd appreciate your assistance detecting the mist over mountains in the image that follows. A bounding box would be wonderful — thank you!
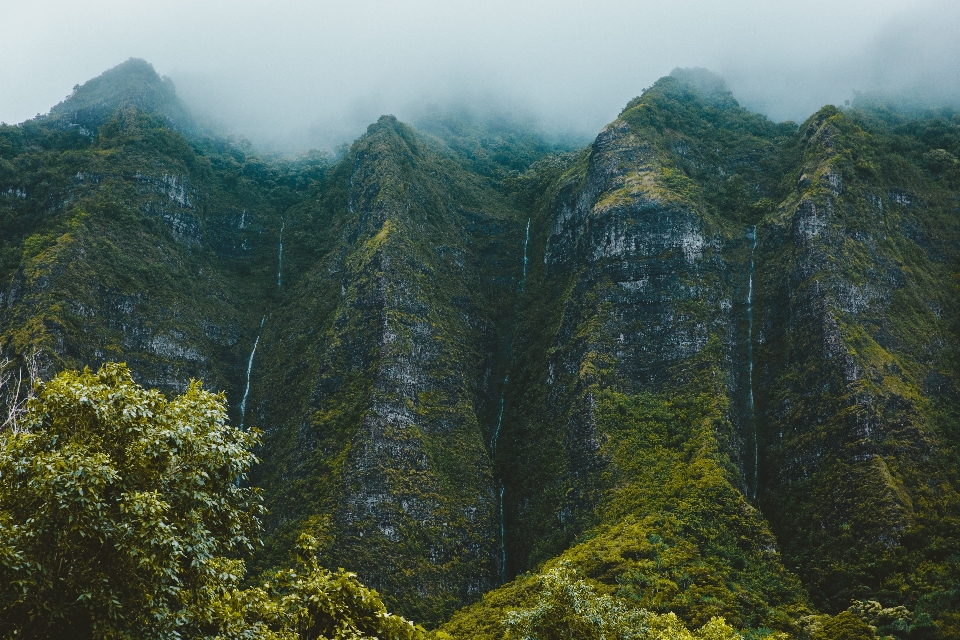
[4,1,960,635]
[4,0,960,152]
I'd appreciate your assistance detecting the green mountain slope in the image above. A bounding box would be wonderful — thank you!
[2,61,959,638]
[754,104,960,633]
[0,60,291,401]
[442,71,809,637]
[247,115,534,624]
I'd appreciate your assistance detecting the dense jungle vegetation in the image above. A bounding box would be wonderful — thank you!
[1,60,958,639]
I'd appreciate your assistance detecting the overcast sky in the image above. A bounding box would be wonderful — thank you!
[3,0,959,150]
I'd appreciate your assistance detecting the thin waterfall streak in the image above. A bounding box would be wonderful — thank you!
[494,219,530,586]
[499,482,507,584]
[490,375,508,454]
[277,221,284,288]
[239,316,266,430]
[520,218,530,291]
[746,226,758,499]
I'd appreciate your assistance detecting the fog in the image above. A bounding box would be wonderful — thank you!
[3,0,959,151]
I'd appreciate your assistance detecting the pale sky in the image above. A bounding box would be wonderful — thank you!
[2,1,957,150]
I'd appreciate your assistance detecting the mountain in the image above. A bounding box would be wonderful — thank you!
[755,103,960,619]
[1,61,958,637]
[47,58,196,135]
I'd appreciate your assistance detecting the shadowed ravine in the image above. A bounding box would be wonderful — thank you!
[746,224,758,500]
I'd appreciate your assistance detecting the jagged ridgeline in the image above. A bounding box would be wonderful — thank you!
[1,59,959,636]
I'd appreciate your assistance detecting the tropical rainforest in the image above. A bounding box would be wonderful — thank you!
[0,59,958,639]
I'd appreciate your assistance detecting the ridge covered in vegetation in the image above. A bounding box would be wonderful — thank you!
[1,59,958,638]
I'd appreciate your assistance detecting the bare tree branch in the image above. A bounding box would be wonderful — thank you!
[0,349,43,433]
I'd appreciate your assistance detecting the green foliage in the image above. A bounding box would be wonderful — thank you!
[252,112,540,625]
[588,388,807,631]
[476,71,813,637]
[811,612,875,640]
[798,599,940,640]
[5,59,960,640]
[442,387,808,638]
[256,534,425,640]
[40,58,196,138]
[0,363,425,639]
[413,106,575,181]
[847,600,934,640]
[0,61,323,412]
[753,102,960,637]
[617,68,794,225]
[503,562,741,640]
[0,363,261,638]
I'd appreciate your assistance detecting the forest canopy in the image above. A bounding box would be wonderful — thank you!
[0,363,422,639]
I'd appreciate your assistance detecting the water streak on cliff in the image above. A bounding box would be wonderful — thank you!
[746,225,758,499]
[520,218,530,292]
[498,482,506,584]
[277,221,284,288]
[491,218,533,584]
[490,375,508,454]
[239,316,266,430]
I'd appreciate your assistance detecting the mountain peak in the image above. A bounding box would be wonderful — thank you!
[668,67,728,95]
[47,58,195,133]
[619,68,742,119]
[663,67,739,109]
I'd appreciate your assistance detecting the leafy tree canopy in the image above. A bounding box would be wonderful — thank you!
[504,562,743,640]
[0,363,423,639]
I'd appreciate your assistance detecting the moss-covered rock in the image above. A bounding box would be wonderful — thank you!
[4,61,960,637]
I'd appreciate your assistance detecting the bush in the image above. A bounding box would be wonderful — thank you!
[504,562,741,640]
[0,363,261,637]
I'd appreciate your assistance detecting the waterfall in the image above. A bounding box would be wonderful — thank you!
[746,226,758,499]
[498,482,507,583]
[491,218,534,584]
[239,316,266,430]
[520,218,530,291]
[490,373,509,585]
[490,375,508,454]
[277,221,284,288]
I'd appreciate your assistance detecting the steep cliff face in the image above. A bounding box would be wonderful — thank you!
[248,116,534,624]
[472,72,810,634]
[0,62,287,400]
[755,106,960,626]
[4,59,960,637]
[443,74,960,639]
[0,60,547,627]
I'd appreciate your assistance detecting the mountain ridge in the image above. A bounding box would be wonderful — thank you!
[1,60,958,637]
[46,58,197,136]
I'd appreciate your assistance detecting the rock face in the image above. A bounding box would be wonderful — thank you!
[248,117,525,622]
[2,61,960,634]
[754,107,960,618]
[0,100,271,399]
[482,73,811,633]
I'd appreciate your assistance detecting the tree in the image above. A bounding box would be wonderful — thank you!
[504,562,741,640]
[257,534,424,640]
[0,362,426,639]
[0,349,42,432]
[811,611,875,640]
[0,363,261,638]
